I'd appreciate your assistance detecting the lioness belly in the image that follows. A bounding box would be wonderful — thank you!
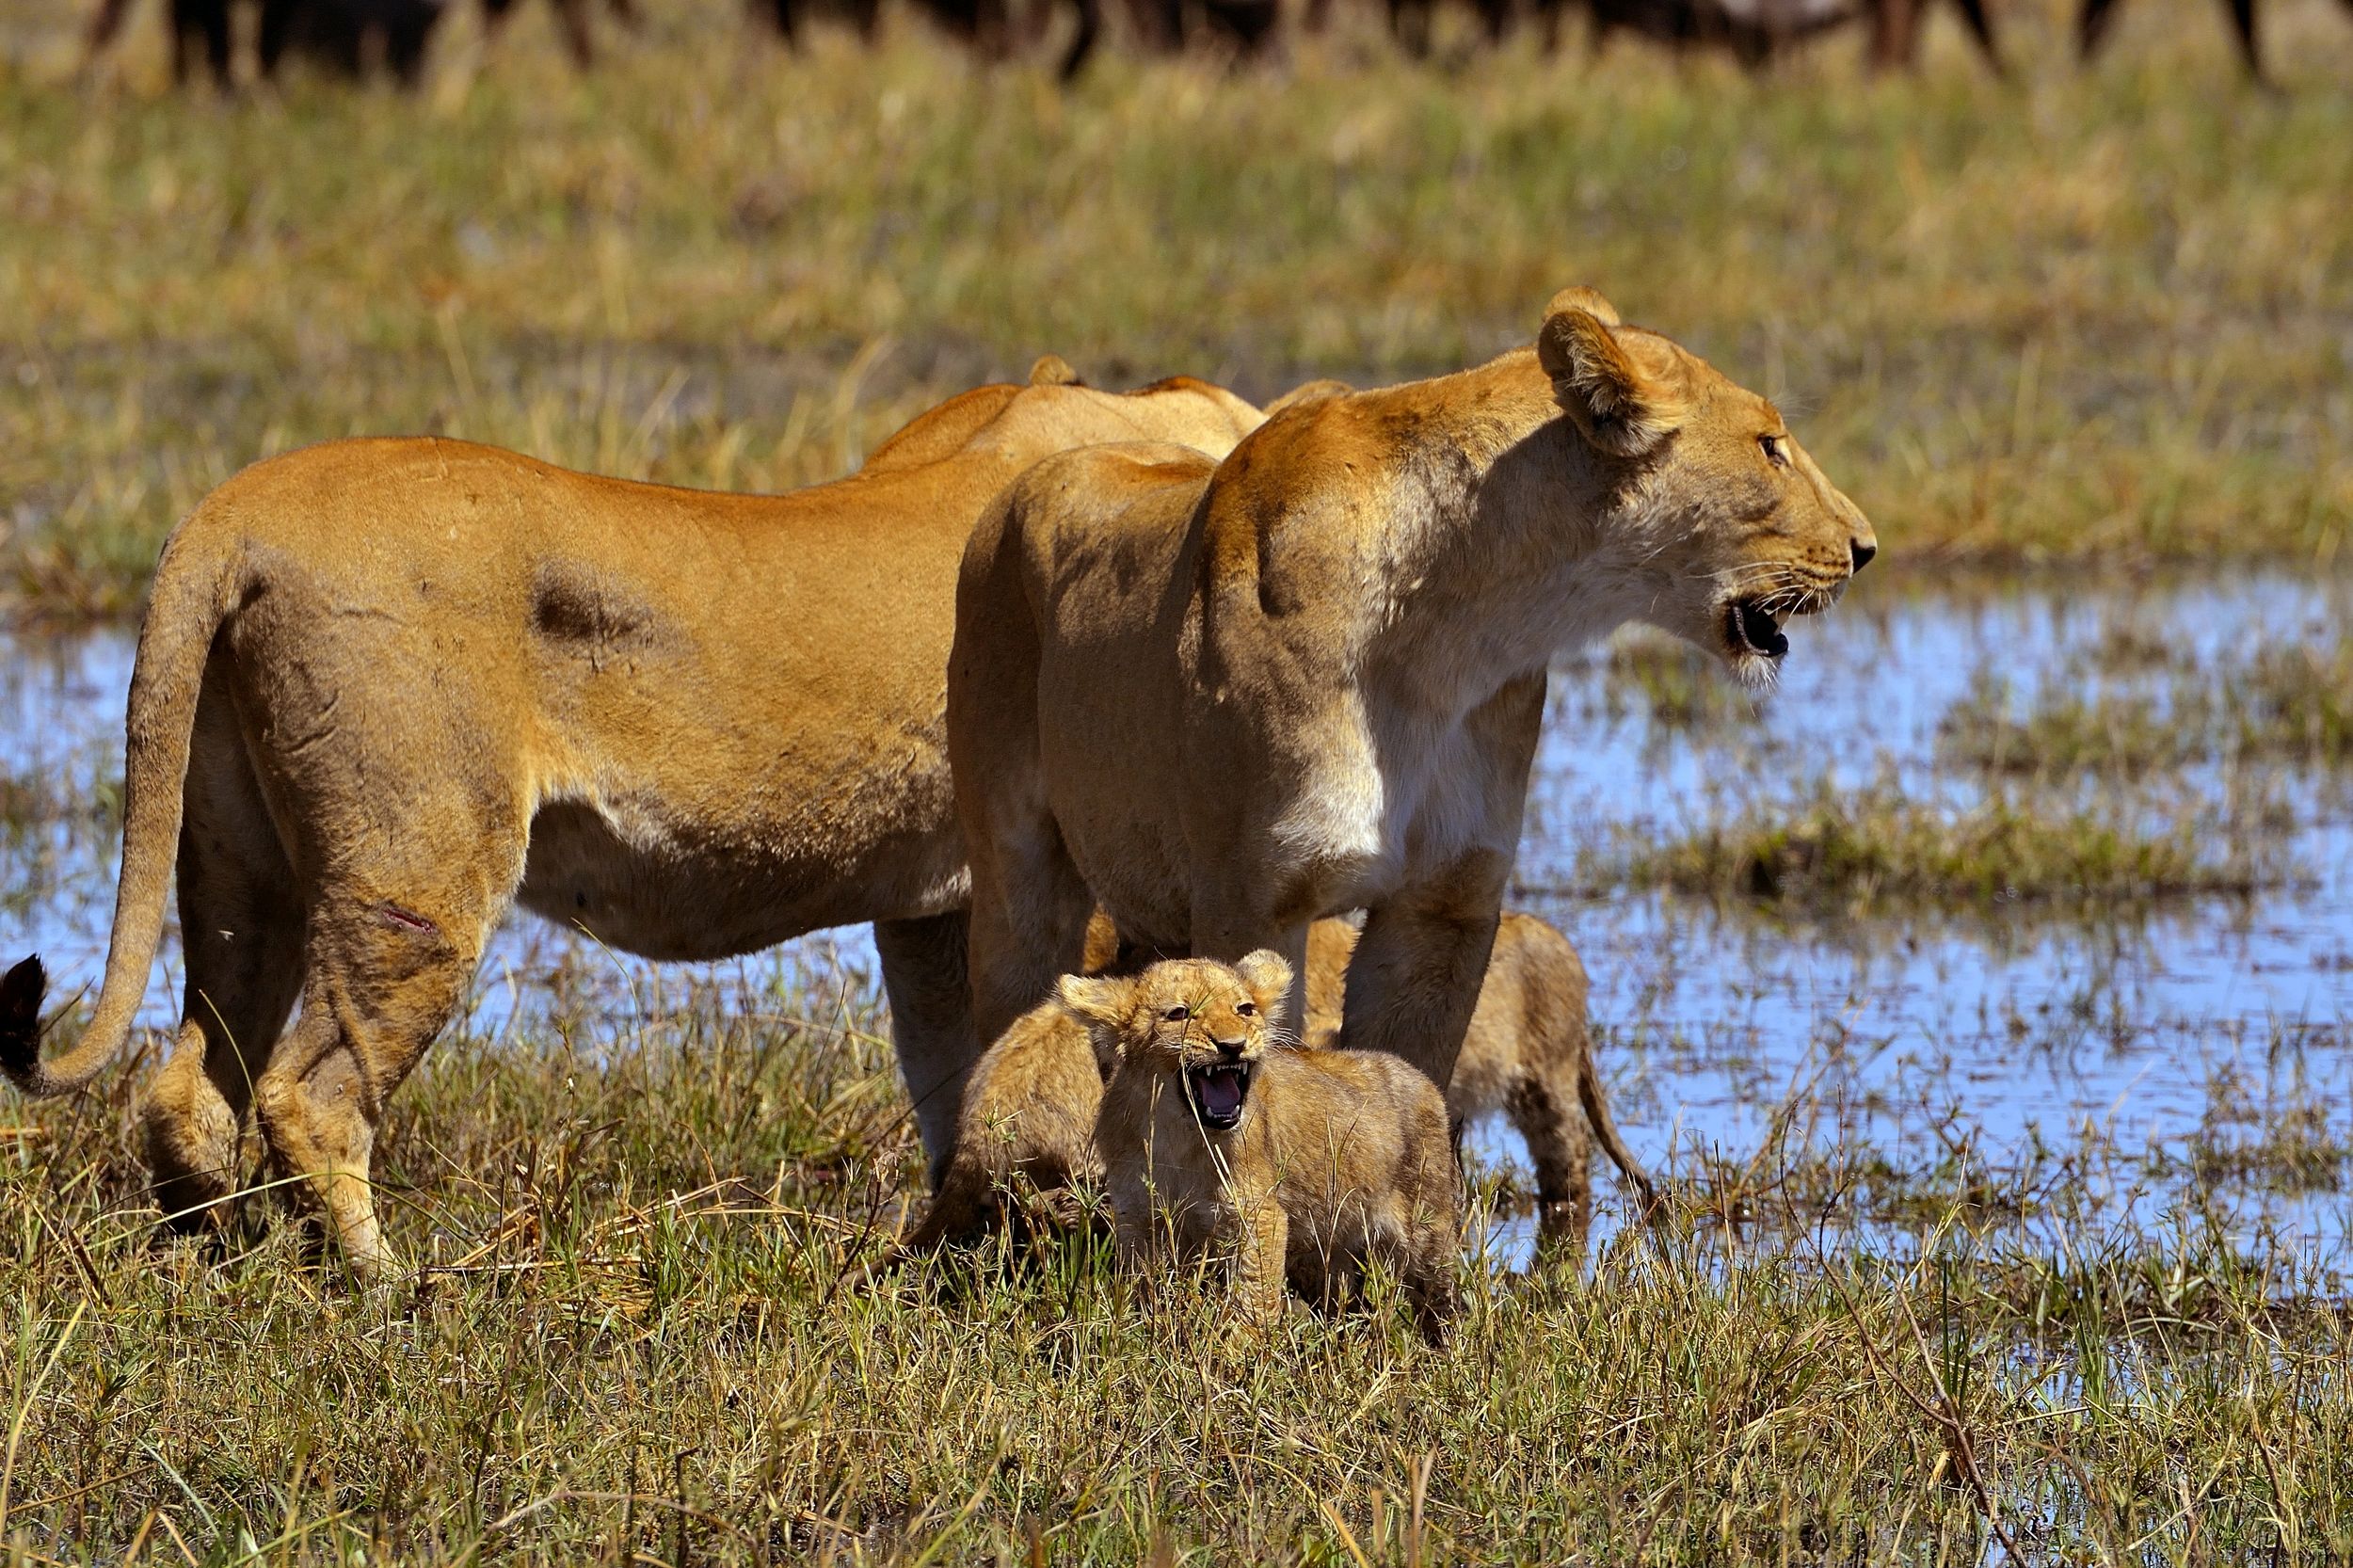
[513,790,967,963]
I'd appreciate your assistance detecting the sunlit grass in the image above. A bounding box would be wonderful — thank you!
[1599,775,2293,908]
[1941,636,2353,775]
[4,959,2353,1561]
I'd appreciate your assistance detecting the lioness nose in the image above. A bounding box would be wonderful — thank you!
[1850,540,1876,574]
[1215,1038,1245,1060]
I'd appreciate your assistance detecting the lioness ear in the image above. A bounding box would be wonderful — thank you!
[1537,296,1686,458]
[1545,285,1621,327]
[1234,950,1293,1026]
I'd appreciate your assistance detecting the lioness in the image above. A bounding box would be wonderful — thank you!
[900,908,1648,1257]
[1070,952,1462,1344]
[951,286,1875,1097]
[0,361,1262,1276]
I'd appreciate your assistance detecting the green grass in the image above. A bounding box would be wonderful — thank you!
[7,970,2353,1563]
[1940,637,2353,776]
[1597,776,2291,910]
[5,0,2353,616]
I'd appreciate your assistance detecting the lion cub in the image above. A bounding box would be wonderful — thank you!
[1065,952,1463,1344]
[1303,914,1657,1240]
[900,910,1654,1261]
[893,989,1107,1255]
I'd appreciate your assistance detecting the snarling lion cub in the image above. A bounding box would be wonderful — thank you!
[0,360,1262,1276]
[900,908,1651,1259]
[1069,952,1463,1344]
[952,286,1876,1105]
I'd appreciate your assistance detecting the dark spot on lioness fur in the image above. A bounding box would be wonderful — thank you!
[529,560,681,671]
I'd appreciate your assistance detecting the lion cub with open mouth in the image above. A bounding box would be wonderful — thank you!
[1064,952,1463,1345]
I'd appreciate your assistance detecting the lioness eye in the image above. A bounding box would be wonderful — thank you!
[1759,434,1789,467]
[1236,1002,1256,1016]
[1163,1005,1190,1022]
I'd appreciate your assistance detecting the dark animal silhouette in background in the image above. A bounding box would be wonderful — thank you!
[87,0,254,80]
[748,0,879,47]
[1863,0,2000,71]
[96,0,2346,88]
[482,0,638,65]
[2076,0,2350,77]
[86,0,629,81]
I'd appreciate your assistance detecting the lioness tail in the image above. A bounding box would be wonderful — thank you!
[2,507,247,1098]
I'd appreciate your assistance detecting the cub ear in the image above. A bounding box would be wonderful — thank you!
[1233,950,1294,1026]
[1029,353,1084,388]
[1056,972,1131,1030]
[1536,291,1686,458]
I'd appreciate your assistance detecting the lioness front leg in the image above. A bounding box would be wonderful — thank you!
[1339,850,1513,1090]
[873,910,982,1184]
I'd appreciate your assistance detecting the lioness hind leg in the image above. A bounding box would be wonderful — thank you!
[253,885,493,1278]
[143,664,305,1241]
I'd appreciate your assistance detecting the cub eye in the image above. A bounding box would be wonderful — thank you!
[1759,433,1790,468]
[1163,1005,1190,1022]
[1235,1001,1256,1016]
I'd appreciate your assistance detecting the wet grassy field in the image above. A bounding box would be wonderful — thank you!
[7,569,2353,1560]
[4,0,2353,1560]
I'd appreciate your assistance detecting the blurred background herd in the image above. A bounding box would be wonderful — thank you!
[50,0,2353,85]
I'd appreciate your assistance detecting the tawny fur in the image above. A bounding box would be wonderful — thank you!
[1073,952,1464,1345]
[0,369,1265,1277]
[904,908,1654,1257]
[893,988,1109,1256]
[951,286,1877,1115]
[1304,914,1655,1243]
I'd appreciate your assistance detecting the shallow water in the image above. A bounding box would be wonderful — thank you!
[4,569,2349,1266]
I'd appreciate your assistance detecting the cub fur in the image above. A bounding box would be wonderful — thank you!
[1304,913,1655,1240]
[902,908,1653,1258]
[1070,952,1463,1344]
[892,986,1109,1256]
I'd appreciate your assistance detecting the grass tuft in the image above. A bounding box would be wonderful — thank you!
[1602,778,2288,909]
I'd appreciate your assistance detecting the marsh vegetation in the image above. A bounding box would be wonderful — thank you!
[2,0,2352,1558]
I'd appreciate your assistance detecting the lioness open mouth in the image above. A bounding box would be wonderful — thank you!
[1184,1062,1254,1132]
[1725,599,1790,661]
